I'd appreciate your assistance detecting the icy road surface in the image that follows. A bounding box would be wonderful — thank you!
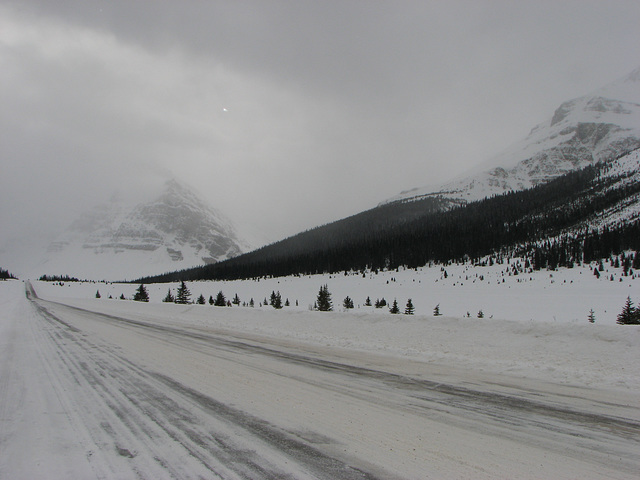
[1,281,639,479]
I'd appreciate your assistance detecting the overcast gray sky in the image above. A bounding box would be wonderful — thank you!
[1,0,639,246]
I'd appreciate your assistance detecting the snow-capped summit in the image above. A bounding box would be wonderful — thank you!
[38,179,250,280]
[383,66,640,206]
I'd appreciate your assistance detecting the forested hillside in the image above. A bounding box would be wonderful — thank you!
[138,150,640,283]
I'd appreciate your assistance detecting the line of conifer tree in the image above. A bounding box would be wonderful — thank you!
[136,152,640,284]
[0,268,17,280]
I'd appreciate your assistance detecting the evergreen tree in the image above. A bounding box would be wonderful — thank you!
[316,284,333,311]
[249,297,255,307]
[175,281,191,304]
[404,298,414,315]
[433,304,441,316]
[477,310,484,318]
[0,268,17,280]
[197,294,206,305]
[214,290,226,306]
[343,296,354,309]
[270,290,283,309]
[133,284,149,302]
[163,288,174,303]
[95,290,101,299]
[119,293,126,300]
[209,295,214,305]
[588,309,596,323]
[285,298,290,307]
[365,296,372,307]
[232,293,241,306]
[617,296,638,325]
[389,299,400,314]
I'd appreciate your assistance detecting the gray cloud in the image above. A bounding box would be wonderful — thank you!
[1,0,639,250]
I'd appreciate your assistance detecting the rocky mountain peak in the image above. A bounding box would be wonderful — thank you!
[383,66,640,206]
[37,178,248,280]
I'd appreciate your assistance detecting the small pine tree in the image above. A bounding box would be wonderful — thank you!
[119,293,126,300]
[133,284,149,302]
[404,298,414,315]
[163,288,174,303]
[209,295,214,305]
[214,290,226,307]
[433,304,441,316]
[316,284,333,311]
[477,310,484,318]
[269,291,282,310]
[365,296,372,307]
[343,296,354,309]
[175,281,191,304]
[95,290,101,299]
[285,298,290,307]
[232,293,241,306]
[389,299,400,314]
[588,309,595,324]
[249,297,255,307]
[271,291,283,309]
[197,294,206,305]
[617,296,638,325]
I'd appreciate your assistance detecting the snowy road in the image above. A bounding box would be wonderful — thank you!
[1,282,639,479]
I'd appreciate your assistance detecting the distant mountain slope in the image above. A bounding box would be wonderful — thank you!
[384,66,640,206]
[39,179,248,280]
[138,149,640,283]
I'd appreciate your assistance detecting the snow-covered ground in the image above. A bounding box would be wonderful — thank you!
[39,256,638,324]
[2,275,640,479]
[33,258,640,392]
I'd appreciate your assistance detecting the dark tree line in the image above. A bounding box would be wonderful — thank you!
[0,268,17,280]
[136,152,640,283]
[38,274,81,282]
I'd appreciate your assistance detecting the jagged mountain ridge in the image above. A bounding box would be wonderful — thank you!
[384,66,640,206]
[41,179,249,280]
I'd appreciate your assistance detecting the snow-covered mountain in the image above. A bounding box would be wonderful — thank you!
[37,179,249,280]
[384,66,640,206]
